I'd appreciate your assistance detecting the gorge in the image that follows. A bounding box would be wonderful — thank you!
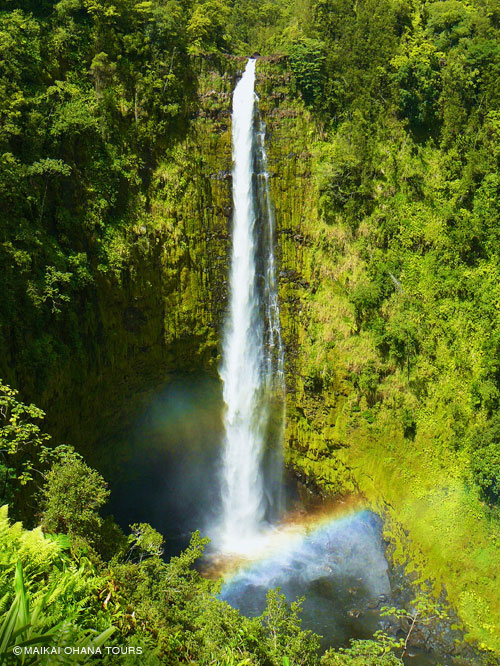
[83,59,476,665]
[2,1,500,664]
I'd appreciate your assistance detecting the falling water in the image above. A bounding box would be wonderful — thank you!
[218,59,285,553]
[255,114,286,523]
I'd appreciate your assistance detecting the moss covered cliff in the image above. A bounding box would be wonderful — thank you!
[2,48,499,659]
[257,58,500,658]
[2,56,240,454]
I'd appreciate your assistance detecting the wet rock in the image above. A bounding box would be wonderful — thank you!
[211,169,232,181]
[122,306,146,333]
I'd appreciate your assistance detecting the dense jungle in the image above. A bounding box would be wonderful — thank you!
[1,0,500,664]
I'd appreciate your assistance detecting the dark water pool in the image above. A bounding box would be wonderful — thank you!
[219,510,390,649]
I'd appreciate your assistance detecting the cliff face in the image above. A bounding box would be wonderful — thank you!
[256,60,356,497]
[6,57,238,453]
[5,56,326,469]
[258,61,500,655]
[5,56,499,654]
[23,56,327,468]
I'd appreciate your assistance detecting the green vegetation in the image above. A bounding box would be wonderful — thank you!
[253,0,500,658]
[322,640,403,666]
[1,381,408,663]
[2,0,500,662]
[0,560,115,665]
[0,0,234,398]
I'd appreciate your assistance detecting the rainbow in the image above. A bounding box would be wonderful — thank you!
[203,496,375,582]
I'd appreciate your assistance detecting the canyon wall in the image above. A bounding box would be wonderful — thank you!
[3,56,499,654]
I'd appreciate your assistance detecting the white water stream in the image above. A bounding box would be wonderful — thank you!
[218,59,285,553]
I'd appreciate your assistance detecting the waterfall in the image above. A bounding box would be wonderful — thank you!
[255,115,286,524]
[218,59,285,553]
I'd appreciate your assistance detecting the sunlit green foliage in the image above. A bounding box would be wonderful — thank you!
[259,590,321,666]
[0,382,50,490]
[321,639,403,666]
[2,0,500,660]
[0,561,116,666]
[0,505,113,655]
[270,0,500,655]
[40,451,110,545]
[126,522,164,562]
[0,381,77,520]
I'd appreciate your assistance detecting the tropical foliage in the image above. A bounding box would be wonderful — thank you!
[2,0,500,662]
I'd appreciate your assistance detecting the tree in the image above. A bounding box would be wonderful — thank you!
[187,0,232,53]
[471,443,500,504]
[0,382,50,492]
[392,40,442,135]
[321,639,403,666]
[127,522,164,562]
[289,38,326,106]
[40,451,109,544]
[259,589,321,666]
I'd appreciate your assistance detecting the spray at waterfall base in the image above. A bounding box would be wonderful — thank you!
[203,497,391,650]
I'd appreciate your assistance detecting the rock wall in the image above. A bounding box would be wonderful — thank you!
[256,59,357,497]
[258,60,500,658]
[9,56,239,456]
